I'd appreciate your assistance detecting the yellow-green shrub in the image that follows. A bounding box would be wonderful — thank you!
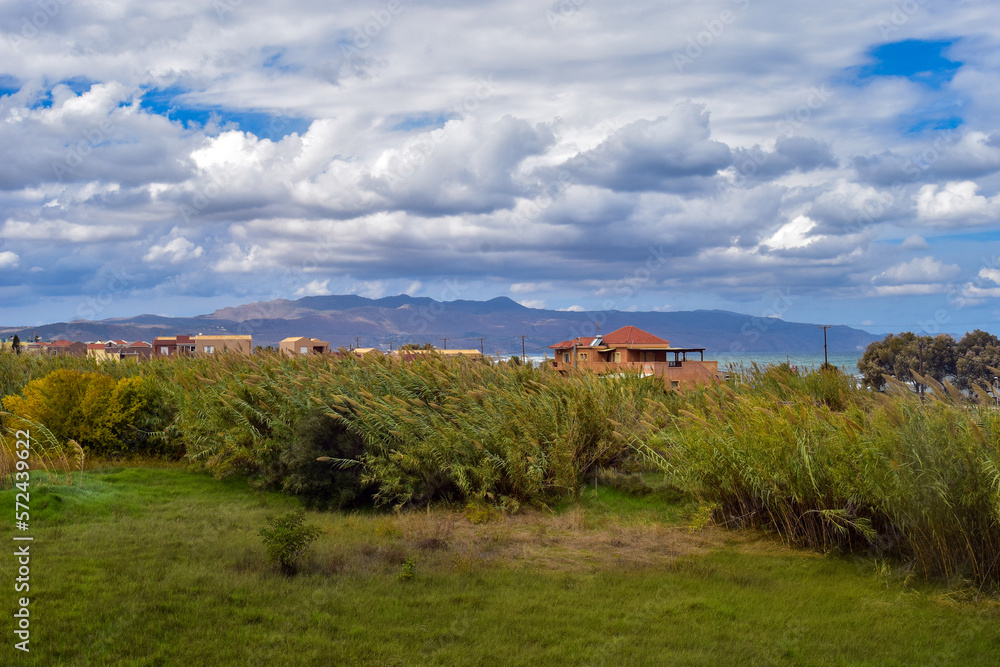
[2,369,177,457]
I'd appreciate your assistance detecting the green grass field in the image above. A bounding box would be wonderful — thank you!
[3,467,1000,665]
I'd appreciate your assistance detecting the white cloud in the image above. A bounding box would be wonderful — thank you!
[979,268,1000,285]
[873,256,961,285]
[143,237,204,265]
[0,251,20,269]
[294,279,333,297]
[762,215,820,250]
[511,282,553,294]
[916,181,1000,223]
[558,305,585,312]
[901,235,928,250]
[2,0,1000,328]
[518,299,546,309]
[0,220,132,243]
[869,284,948,297]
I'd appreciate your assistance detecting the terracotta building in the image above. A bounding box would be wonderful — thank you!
[548,325,721,388]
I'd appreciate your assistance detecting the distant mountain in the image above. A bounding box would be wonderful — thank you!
[0,294,880,356]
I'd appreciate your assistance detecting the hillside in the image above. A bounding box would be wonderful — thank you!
[0,294,879,356]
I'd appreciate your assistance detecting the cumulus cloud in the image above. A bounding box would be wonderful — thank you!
[901,234,929,249]
[1,1,1000,328]
[873,256,961,285]
[294,279,333,297]
[143,237,204,265]
[916,181,1000,223]
[0,251,19,269]
[555,104,732,193]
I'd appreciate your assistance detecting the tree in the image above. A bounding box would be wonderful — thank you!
[12,334,20,355]
[858,332,956,391]
[955,329,1000,392]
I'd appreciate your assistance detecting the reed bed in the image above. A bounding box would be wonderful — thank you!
[640,364,1000,588]
[5,351,1000,588]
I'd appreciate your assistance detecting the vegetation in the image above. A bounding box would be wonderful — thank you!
[6,346,1000,593]
[259,509,322,575]
[3,466,999,665]
[859,329,1000,393]
[640,364,1000,588]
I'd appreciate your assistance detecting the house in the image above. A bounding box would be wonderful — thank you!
[122,341,153,361]
[46,340,88,357]
[194,335,252,355]
[152,335,197,357]
[87,341,122,362]
[279,337,330,356]
[548,325,720,388]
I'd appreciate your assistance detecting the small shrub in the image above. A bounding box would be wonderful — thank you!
[398,556,417,582]
[258,510,321,576]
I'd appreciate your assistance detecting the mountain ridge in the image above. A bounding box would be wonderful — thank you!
[0,294,880,356]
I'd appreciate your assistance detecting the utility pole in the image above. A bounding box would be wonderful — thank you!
[355,336,361,350]
[819,325,831,367]
[519,335,527,364]
[477,337,485,355]
[918,339,925,401]
[441,337,448,350]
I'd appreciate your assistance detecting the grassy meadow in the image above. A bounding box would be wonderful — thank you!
[3,466,1000,665]
[3,351,1000,662]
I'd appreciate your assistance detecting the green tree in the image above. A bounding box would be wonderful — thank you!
[11,335,20,355]
[954,329,1000,392]
[858,332,956,391]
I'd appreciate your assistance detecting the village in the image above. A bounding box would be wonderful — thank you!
[1,325,723,388]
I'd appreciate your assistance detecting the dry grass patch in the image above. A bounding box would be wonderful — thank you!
[306,504,748,577]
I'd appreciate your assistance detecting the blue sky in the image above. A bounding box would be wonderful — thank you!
[1,0,999,337]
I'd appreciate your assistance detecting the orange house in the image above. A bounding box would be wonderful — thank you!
[548,325,721,388]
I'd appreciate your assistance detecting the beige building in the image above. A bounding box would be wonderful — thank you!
[194,335,253,355]
[279,337,330,356]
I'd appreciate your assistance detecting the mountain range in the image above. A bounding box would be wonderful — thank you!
[0,294,880,358]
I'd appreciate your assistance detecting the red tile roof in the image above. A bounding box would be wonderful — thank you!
[549,325,669,349]
[601,325,668,346]
[549,336,597,349]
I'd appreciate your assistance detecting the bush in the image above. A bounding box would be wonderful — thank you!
[2,369,176,458]
[258,510,321,576]
[279,408,368,509]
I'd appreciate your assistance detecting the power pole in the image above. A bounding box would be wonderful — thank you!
[520,335,527,364]
[477,337,485,354]
[355,336,361,350]
[819,325,831,367]
[441,337,448,350]
[918,339,925,401]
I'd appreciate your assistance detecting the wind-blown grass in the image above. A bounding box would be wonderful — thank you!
[639,364,1000,589]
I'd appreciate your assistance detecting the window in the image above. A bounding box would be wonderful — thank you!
[300,346,309,354]
[580,353,588,361]
[670,381,679,389]
[614,351,621,363]
[563,353,570,363]
[160,347,170,355]
[204,346,215,354]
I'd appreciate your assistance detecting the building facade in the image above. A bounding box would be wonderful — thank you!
[548,325,721,388]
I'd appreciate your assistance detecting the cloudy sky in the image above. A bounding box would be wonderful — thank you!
[1,0,999,335]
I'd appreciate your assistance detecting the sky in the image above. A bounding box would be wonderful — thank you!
[1,0,999,336]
